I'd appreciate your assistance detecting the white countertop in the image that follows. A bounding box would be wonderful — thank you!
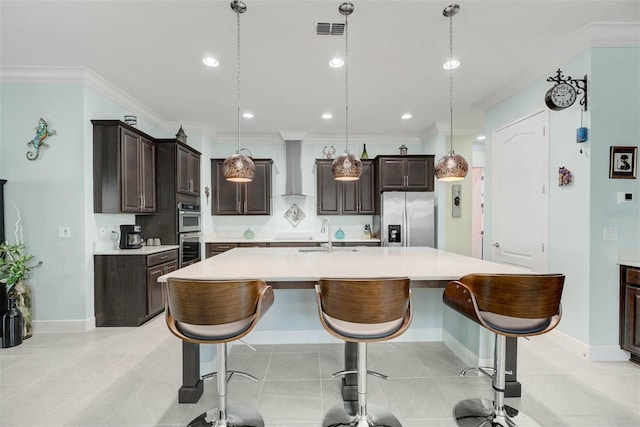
[94,245,179,256]
[620,260,640,268]
[158,246,526,283]
[207,237,380,244]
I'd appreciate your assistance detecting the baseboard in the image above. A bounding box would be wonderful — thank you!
[546,329,629,362]
[442,330,490,367]
[32,317,96,333]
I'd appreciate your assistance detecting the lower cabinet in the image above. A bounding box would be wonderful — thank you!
[206,241,379,257]
[620,265,640,363]
[94,249,178,326]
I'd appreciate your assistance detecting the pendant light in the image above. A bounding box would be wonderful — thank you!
[434,4,468,182]
[332,2,362,181]
[223,0,256,183]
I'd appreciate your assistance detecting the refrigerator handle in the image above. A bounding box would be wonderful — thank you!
[404,205,409,247]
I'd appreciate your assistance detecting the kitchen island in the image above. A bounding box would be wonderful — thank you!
[158,246,527,403]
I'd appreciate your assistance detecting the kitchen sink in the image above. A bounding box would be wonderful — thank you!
[297,247,359,253]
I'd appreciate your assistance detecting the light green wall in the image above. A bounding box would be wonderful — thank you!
[589,47,640,348]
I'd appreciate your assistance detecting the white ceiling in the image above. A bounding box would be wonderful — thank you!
[1,1,639,140]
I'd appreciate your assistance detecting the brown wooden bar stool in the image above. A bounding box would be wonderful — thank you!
[443,273,564,427]
[316,277,412,427]
[165,278,274,427]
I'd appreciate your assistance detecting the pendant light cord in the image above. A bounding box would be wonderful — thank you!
[236,10,241,154]
[448,11,454,155]
[344,11,349,154]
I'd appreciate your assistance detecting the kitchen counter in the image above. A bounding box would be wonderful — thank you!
[205,236,380,244]
[159,246,523,285]
[620,260,640,269]
[94,244,179,256]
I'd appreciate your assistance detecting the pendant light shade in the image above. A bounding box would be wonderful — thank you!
[435,4,468,182]
[332,152,362,181]
[332,2,361,181]
[224,0,256,183]
[435,152,468,181]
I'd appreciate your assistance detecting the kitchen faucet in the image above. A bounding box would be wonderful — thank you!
[321,218,332,253]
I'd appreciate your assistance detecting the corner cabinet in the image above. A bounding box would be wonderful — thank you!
[376,155,434,192]
[211,158,273,215]
[316,159,375,215]
[94,249,178,327]
[620,265,640,364]
[93,120,156,213]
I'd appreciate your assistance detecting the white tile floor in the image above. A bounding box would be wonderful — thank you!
[1,315,639,426]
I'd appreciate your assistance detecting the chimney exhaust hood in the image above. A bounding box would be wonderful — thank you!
[283,140,306,197]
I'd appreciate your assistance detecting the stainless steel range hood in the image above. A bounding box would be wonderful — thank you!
[283,140,306,197]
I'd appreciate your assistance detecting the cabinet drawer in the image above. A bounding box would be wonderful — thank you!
[626,267,640,286]
[238,243,268,248]
[208,243,238,251]
[147,249,178,267]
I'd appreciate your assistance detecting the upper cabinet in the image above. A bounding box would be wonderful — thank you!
[376,155,434,192]
[316,159,376,215]
[177,145,200,197]
[211,158,273,215]
[93,120,156,213]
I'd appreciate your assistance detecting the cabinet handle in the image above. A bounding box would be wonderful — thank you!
[244,201,247,212]
[238,201,241,213]
[189,179,193,192]
[159,255,169,260]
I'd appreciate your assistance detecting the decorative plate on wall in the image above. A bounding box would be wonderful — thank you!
[284,203,305,227]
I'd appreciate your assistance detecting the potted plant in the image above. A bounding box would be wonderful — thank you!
[0,241,42,339]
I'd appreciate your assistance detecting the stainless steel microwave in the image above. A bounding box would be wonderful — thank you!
[178,203,201,233]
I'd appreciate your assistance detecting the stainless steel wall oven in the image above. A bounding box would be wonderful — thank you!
[177,203,202,267]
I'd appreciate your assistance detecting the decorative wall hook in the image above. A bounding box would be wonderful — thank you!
[26,118,55,160]
[546,68,588,111]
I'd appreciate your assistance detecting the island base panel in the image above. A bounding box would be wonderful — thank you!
[179,342,203,403]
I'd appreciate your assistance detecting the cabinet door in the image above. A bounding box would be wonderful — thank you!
[121,129,142,212]
[244,160,271,215]
[190,152,200,196]
[358,161,376,214]
[139,136,156,212]
[317,160,340,215]
[379,158,406,191]
[624,285,640,356]
[212,159,242,215]
[146,260,177,315]
[177,145,191,195]
[406,157,433,191]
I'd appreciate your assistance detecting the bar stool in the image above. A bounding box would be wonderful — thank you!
[316,277,412,427]
[165,278,274,427]
[443,273,564,427]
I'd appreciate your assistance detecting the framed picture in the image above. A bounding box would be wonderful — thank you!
[609,146,638,179]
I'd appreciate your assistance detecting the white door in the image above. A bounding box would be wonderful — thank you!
[491,110,549,272]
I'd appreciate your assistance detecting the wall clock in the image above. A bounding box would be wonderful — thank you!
[545,82,577,111]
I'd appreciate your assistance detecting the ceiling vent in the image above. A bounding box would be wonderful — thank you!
[316,22,345,36]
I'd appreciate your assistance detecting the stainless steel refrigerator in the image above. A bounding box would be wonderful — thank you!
[373,192,435,247]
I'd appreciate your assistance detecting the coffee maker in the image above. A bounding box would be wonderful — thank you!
[119,225,143,249]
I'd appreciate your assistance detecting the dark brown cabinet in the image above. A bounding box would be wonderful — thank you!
[376,155,434,192]
[620,265,640,363]
[137,139,201,245]
[316,159,375,215]
[93,120,156,213]
[211,159,273,215]
[94,249,178,326]
[177,145,200,196]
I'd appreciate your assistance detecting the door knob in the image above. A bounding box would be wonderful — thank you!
[492,242,500,248]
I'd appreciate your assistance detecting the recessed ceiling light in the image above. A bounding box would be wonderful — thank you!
[329,58,344,68]
[242,112,254,119]
[401,113,413,120]
[476,135,486,141]
[443,59,460,70]
[202,57,219,67]
[322,113,333,120]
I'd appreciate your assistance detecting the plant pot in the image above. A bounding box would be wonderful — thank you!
[7,281,32,339]
[0,285,7,338]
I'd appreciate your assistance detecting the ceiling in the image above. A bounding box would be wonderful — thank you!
[1,1,639,140]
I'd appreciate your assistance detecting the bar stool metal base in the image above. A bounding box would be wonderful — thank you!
[187,404,265,427]
[323,402,402,427]
[453,398,541,427]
